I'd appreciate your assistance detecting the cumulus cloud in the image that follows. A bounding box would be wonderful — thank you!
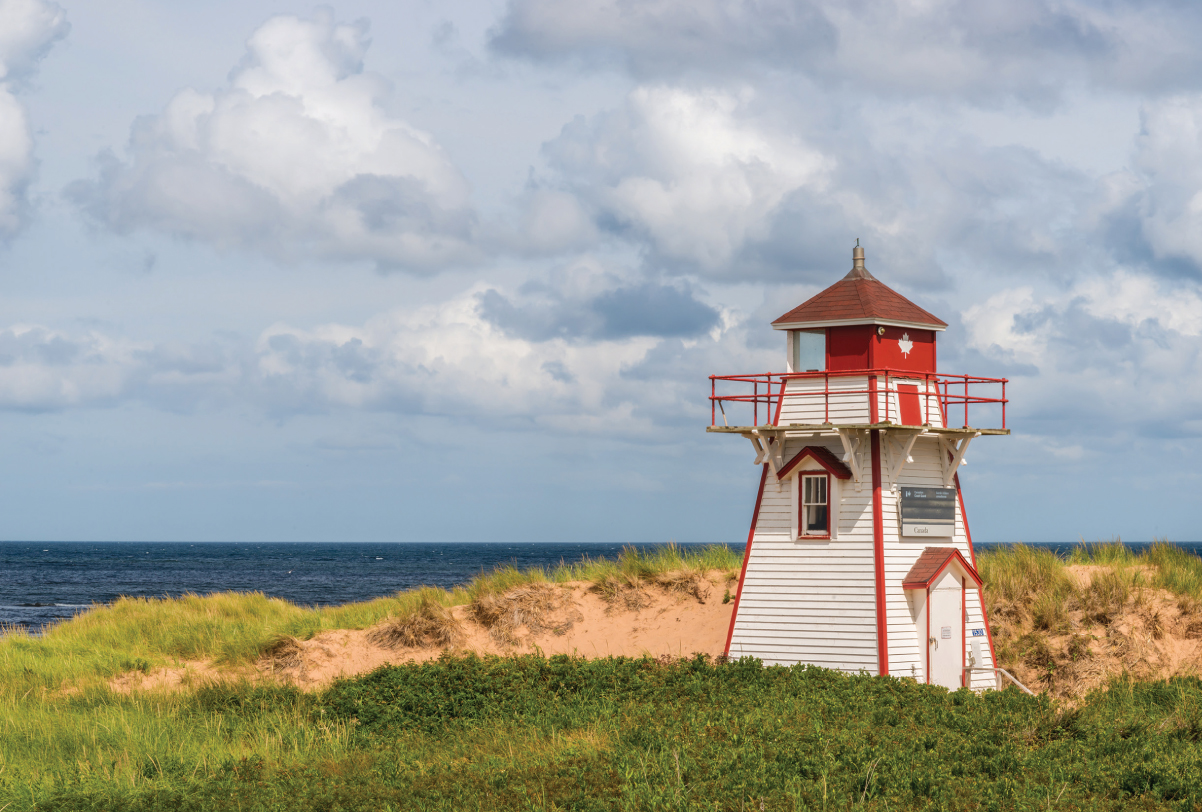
[477,260,720,341]
[240,258,777,433]
[963,272,1202,437]
[0,271,760,435]
[536,86,833,274]
[68,11,476,271]
[0,324,143,410]
[1097,95,1202,277]
[531,84,1092,284]
[491,0,1202,105]
[255,290,668,432]
[0,0,67,236]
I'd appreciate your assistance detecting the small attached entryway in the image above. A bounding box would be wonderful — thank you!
[903,547,983,690]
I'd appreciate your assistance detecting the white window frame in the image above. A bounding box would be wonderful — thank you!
[800,473,829,537]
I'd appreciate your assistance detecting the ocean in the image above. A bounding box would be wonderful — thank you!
[3,540,1198,633]
[0,541,738,632]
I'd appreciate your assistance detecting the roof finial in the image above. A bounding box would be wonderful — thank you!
[846,240,874,280]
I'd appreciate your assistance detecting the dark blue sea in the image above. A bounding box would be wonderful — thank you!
[0,541,738,632]
[4,540,1199,634]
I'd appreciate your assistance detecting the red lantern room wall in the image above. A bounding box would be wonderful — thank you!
[709,244,1011,691]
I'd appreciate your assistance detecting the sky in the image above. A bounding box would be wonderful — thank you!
[0,0,1199,544]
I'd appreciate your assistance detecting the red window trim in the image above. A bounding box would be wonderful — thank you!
[798,471,831,539]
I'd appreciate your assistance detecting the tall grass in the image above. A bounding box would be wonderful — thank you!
[0,543,739,699]
[0,543,739,806]
[980,541,1202,600]
[1144,541,1202,601]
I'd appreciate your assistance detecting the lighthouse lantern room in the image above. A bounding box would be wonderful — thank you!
[710,244,1011,691]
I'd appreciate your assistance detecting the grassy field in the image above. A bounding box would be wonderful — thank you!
[2,541,1201,810]
[6,655,1202,810]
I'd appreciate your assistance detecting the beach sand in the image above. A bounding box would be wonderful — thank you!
[111,574,738,693]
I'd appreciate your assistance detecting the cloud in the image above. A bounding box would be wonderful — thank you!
[476,260,720,341]
[535,86,833,275]
[0,0,67,237]
[249,271,771,434]
[963,271,1202,437]
[0,0,67,84]
[491,0,1202,105]
[531,84,1092,285]
[1095,95,1202,278]
[253,285,667,428]
[67,11,476,272]
[0,324,142,410]
[0,272,757,436]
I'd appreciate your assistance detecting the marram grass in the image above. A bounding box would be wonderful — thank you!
[978,539,1202,606]
[0,542,741,699]
[0,543,740,810]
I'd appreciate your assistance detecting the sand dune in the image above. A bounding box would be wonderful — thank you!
[112,575,738,693]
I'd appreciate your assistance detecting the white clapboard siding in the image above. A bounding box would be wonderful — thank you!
[779,376,873,424]
[729,437,879,672]
[728,428,997,689]
[778,377,946,428]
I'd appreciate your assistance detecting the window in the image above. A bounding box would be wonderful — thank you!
[800,473,829,536]
[791,329,825,372]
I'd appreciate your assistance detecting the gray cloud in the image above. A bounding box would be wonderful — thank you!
[962,276,1202,439]
[1088,95,1202,281]
[532,85,1095,286]
[477,277,719,342]
[491,0,1202,105]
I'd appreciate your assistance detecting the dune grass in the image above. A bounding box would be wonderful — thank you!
[0,543,740,699]
[0,543,739,806]
[978,539,1202,609]
[976,540,1202,694]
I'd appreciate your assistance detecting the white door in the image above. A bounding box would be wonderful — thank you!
[928,571,963,689]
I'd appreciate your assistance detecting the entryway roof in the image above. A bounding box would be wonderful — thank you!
[902,546,982,589]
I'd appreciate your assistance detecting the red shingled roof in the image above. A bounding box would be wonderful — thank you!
[902,547,982,589]
[773,265,947,330]
[777,445,852,480]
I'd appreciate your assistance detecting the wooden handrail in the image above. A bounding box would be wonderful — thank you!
[963,666,1034,695]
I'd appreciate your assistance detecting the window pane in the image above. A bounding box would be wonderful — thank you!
[797,330,825,372]
[815,477,827,504]
[806,505,828,533]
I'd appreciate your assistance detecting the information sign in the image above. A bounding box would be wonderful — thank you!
[899,486,956,537]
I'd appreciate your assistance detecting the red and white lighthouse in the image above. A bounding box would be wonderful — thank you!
[710,244,1009,690]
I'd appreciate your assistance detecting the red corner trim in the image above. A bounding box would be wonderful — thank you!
[956,472,997,671]
[870,429,888,676]
[925,585,931,684]
[961,578,967,688]
[724,464,769,657]
[777,445,853,481]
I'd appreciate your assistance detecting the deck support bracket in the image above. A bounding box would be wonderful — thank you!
[887,431,922,491]
[746,431,785,486]
[938,433,979,486]
[835,428,864,491]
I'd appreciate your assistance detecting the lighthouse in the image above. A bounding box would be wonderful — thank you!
[710,244,1010,690]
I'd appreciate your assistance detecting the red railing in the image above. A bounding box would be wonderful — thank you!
[709,369,1008,430]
